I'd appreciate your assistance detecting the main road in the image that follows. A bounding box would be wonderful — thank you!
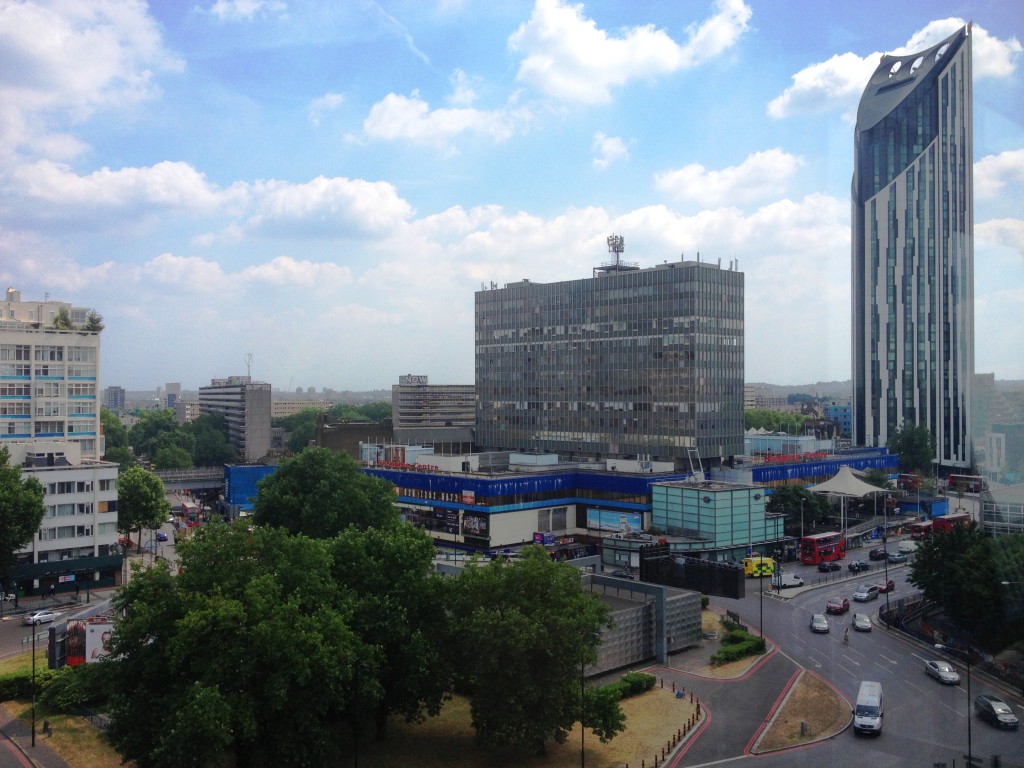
[704,556,1023,767]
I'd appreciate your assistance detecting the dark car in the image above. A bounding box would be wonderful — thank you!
[848,560,870,573]
[826,597,849,615]
[817,561,841,573]
[156,531,168,542]
[868,547,888,561]
[607,569,634,580]
[974,695,1019,729]
[887,551,909,564]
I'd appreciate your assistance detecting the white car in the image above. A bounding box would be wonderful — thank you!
[23,610,61,626]
[925,659,961,685]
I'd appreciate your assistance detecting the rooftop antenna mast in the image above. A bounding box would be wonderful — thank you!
[607,233,624,267]
[245,353,253,379]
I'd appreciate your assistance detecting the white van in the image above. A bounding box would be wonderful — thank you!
[853,681,883,735]
[770,572,804,589]
[897,540,918,554]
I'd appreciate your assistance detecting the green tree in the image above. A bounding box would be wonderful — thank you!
[186,413,236,466]
[51,307,72,330]
[887,423,935,474]
[743,409,809,435]
[764,486,829,537]
[82,310,105,331]
[116,466,171,550]
[152,445,193,470]
[0,447,47,589]
[100,408,129,450]
[103,445,138,471]
[253,448,398,536]
[861,468,894,490]
[329,523,451,740]
[128,409,181,458]
[909,522,1002,640]
[448,545,619,756]
[104,523,362,768]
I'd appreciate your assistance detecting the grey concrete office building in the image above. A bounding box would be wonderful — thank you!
[475,245,744,470]
[198,376,271,462]
[852,25,974,469]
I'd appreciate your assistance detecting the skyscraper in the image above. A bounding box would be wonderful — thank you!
[475,239,744,470]
[852,26,974,470]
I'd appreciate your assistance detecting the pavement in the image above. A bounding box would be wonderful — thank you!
[0,703,69,768]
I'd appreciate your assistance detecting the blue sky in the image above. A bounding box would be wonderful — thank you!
[1,0,1022,392]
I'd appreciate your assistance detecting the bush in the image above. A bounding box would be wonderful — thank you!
[701,595,710,610]
[619,672,656,696]
[710,634,766,665]
[39,663,109,712]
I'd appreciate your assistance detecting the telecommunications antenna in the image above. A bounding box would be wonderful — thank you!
[245,353,253,378]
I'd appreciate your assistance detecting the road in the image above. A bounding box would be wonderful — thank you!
[708,555,1024,767]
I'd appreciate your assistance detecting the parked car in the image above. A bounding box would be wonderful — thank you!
[809,613,830,633]
[852,613,872,632]
[817,561,841,573]
[897,540,919,554]
[868,547,888,561]
[848,560,870,573]
[23,610,61,626]
[974,695,1019,729]
[874,578,896,593]
[826,597,849,615]
[155,531,168,542]
[925,660,961,685]
[607,569,633,580]
[853,584,880,602]
[887,551,909,564]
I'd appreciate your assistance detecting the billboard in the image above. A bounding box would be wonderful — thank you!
[85,619,115,663]
[462,512,489,537]
[586,509,642,534]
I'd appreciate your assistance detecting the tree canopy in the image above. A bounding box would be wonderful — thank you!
[128,408,236,467]
[0,447,47,580]
[764,486,831,537]
[744,409,810,434]
[115,466,171,548]
[887,423,935,474]
[447,545,619,756]
[104,524,362,768]
[253,447,398,536]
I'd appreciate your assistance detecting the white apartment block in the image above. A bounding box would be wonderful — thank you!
[198,376,271,462]
[1,288,103,459]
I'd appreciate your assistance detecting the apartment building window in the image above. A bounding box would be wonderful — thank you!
[66,346,96,362]
[99,479,115,491]
[76,525,93,537]
[77,503,93,515]
[98,522,117,535]
[35,382,63,397]
[35,345,63,361]
[0,383,31,396]
[0,403,30,416]
[0,344,31,360]
[0,362,31,377]
[39,528,56,541]
[68,383,95,396]
[57,526,76,539]
[52,503,75,517]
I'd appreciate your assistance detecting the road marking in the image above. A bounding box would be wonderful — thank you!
[841,655,861,666]
[877,652,898,665]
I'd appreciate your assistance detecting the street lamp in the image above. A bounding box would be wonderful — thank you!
[31,626,36,748]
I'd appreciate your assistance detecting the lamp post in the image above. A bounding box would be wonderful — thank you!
[580,656,586,768]
[31,626,36,747]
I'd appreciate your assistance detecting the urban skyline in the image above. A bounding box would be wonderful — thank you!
[1,1,1021,392]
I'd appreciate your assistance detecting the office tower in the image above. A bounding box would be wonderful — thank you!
[103,385,126,412]
[0,288,120,586]
[198,376,271,462]
[475,238,744,470]
[391,375,475,447]
[852,26,974,469]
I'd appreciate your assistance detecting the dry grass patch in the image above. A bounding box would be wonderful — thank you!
[754,672,851,752]
[356,689,697,768]
[1,701,130,768]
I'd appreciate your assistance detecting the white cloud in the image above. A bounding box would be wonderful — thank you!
[975,150,1024,200]
[238,256,353,289]
[448,69,478,107]
[655,148,803,207]
[0,0,183,162]
[243,176,414,238]
[308,92,344,126]
[509,0,751,104]
[204,0,288,22]
[977,218,1024,255]
[362,91,525,147]
[768,20,1021,120]
[592,132,628,169]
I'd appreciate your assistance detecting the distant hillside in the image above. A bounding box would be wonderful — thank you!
[746,381,852,399]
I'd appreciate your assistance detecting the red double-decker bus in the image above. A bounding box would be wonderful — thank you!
[909,520,933,539]
[948,474,986,493]
[800,532,847,565]
[932,512,973,534]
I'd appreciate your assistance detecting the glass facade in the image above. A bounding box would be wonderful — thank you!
[852,26,973,469]
[475,260,744,468]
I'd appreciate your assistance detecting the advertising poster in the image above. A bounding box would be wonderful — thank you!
[586,509,642,533]
[85,619,115,663]
[66,620,86,667]
[462,512,489,537]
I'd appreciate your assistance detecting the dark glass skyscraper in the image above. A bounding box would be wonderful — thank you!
[852,26,974,469]
[475,251,744,469]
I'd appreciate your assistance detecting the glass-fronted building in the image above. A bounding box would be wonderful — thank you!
[852,26,974,469]
[475,254,744,470]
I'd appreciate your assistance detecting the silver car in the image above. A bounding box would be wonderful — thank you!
[925,659,961,685]
[23,610,61,626]
[853,584,880,602]
[852,613,872,632]
[809,613,830,633]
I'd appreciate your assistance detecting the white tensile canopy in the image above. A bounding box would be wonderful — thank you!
[808,466,884,498]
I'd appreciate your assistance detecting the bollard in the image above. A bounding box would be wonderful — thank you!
[671,681,675,692]
[660,678,664,688]
[690,691,694,702]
